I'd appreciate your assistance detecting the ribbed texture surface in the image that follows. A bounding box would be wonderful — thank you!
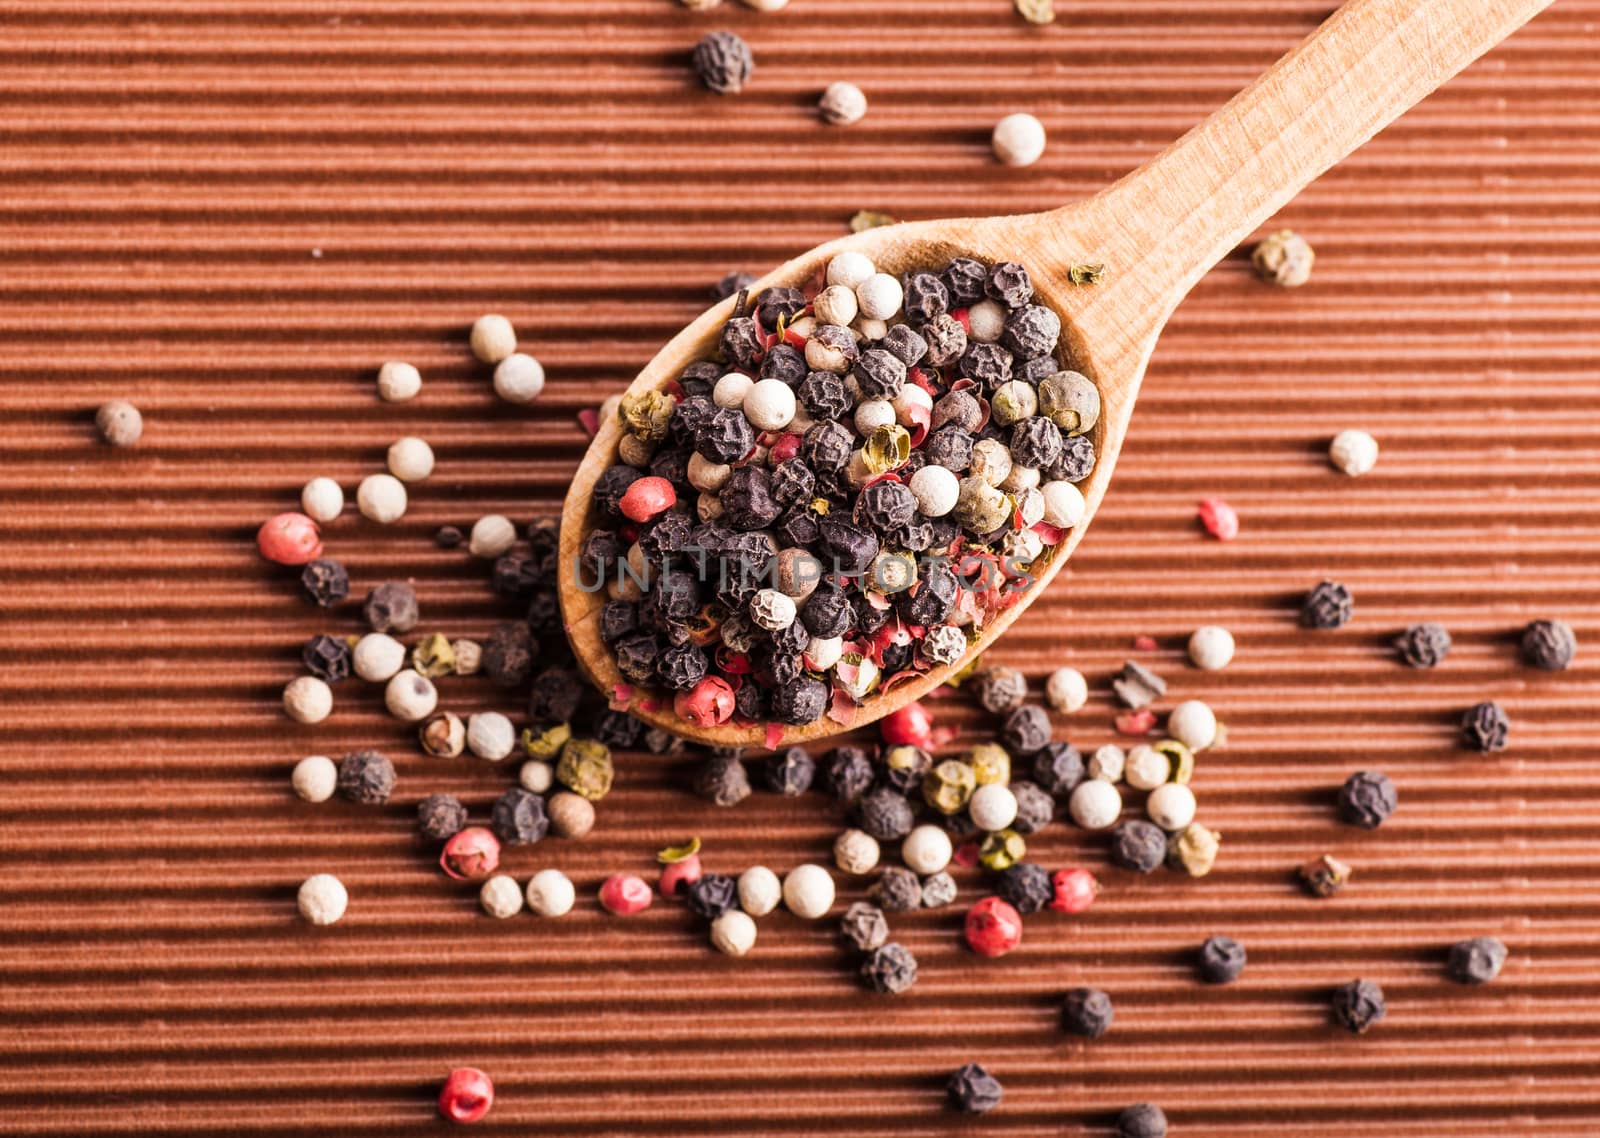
[3,2,1598,1134]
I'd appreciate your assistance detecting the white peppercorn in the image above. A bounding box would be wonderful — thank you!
[1041,480,1086,527]
[1167,699,1218,752]
[901,824,953,875]
[967,299,1007,343]
[469,514,517,559]
[854,398,896,436]
[813,283,859,327]
[1000,464,1041,495]
[283,676,333,724]
[453,639,482,676]
[969,438,1013,487]
[711,909,758,956]
[95,399,143,446]
[1252,229,1314,287]
[470,313,517,364]
[356,473,407,524]
[1329,428,1379,476]
[712,371,752,409]
[548,791,595,839]
[1069,778,1122,830]
[376,360,422,402]
[386,436,435,482]
[1147,782,1197,831]
[854,316,888,341]
[827,251,876,290]
[744,378,796,431]
[1188,625,1235,671]
[969,784,1019,832]
[992,112,1046,167]
[855,273,903,321]
[739,0,787,9]
[738,866,782,917]
[300,477,344,523]
[519,759,554,793]
[480,874,525,919]
[922,624,967,667]
[1089,743,1125,782]
[352,633,406,682]
[384,669,438,722]
[783,864,836,919]
[749,588,797,632]
[525,868,576,917]
[467,711,516,761]
[291,755,338,803]
[818,80,867,125]
[1125,745,1169,790]
[834,828,881,876]
[908,464,959,518]
[298,873,348,925]
[493,353,546,404]
[1045,667,1088,712]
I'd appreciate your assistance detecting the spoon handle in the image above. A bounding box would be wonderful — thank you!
[1058,0,1554,324]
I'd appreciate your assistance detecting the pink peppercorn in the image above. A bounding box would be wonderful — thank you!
[619,476,676,523]
[658,853,703,898]
[1132,634,1158,652]
[767,432,803,466]
[599,873,653,915]
[965,896,1023,958]
[1198,497,1239,542]
[440,827,501,881]
[438,1067,494,1124]
[256,512,323,565]
[880,701,933,748]
[1049,867,1099,914]
[674,676,736,727]
[1115,708,1157,736]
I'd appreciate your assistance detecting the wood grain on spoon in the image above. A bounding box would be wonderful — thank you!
[559,0,1554,747]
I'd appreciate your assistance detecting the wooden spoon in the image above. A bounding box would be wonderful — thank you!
[560,0,1553,747]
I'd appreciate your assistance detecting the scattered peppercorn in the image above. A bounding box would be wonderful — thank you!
[1447,936,1507,984]
[1115,1103,1169,1138]
[1061,986,1114,1038]
[860,942,918,994]
[998,862,1053,915]
[947,1063,1003,1114]
[840,901,889,952]
[417,794,468,842]
[1197,496,1239,541]
[1049,867,1098,913]
[921,871,958,909]
[299,558,349,608]
[337,750,395,805]
[1198,935,1247,983]
[1395,621,1451,668]
[257,512,323,566]
[441,827,501,881]
[1461,700,1510,753]
[363,581,419,635]
[686,873,738,920]
[1521,619,1576,671]
[695,754,752,806]
[1338,771,1397,829]
[599,873,654,915]
[1299,853,1351,898]
[1301,579,1353,629]
[1109,820,1166,873]
[300,634,351,683]
[1252,229,1315,287]
[95,399,143,446]
[692,30,753,94]
[1330,978,1386,1034]
[438,1067,494,1124]
[490,787,549,845]
[964,896,1023,958]
[871,866,923,913]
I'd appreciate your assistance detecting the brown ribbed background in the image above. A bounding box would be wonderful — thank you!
[4,1,1599,1133]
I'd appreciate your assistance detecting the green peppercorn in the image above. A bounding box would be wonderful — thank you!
[862,424,911,475]
[1153,739,1194,783]
[556,738,614,801]
[954,476,1010,533]
[1037,370,1100,436]
[978,828,1025,871]
[967,743,1011,787]
[618,390,677,442]
[923,759,977,814]
[1166,822,1220,877]
[521,721,572,761]
[411,632,456,678]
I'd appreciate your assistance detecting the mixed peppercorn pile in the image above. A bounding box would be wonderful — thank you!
[582,252,1100,733]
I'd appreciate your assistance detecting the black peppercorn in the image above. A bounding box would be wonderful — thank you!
[1046,433,1096,483]
[593,464,642,520]
[1030,742,1084,798]
[526,591,562,639]
[825,745,876,802]
[492,554,540,602]
[855,479,916,532]
[1115,1103,1168,1138]
[1017,355,1059,385]
[754,286,806,332]
[337,750,395,806]
[598,601,640,645]
[879,323,929,367]
[860,942,918,994]
[869,865,922,913]
[697,407,757,464]
[1330,978,1386,1034]
[417,794,468,842]
[299,558,349,608]
[941,257,989,307]
[920,313,968,368]
[637,511,693,564]
[363,581,418,634]
[796,587,847,640]
[985,261,1033,308]
[758,343,807,388]
[591,708,643,750]
[434,525,464,549]
[482,622,536,689]
[857,787,915,842]
[817,516,879,575]
[1461,700,1511,752]
[1001,705,1052,755]
[1301,579,1353,629]
[1521,619,1576,670]
[972,666,1028,713]
[1446,935,1507,984]
[731,681,764,720]
[1110,820,1167,873]
[657,642,710,691]
[711,271,755,301]
[998,862,1053,914]
[855,597,892,637]
[695,754,751,806]
[798,370,850,421]
[959,342,1013,391]
[763,747,816,796]
[718,466,779,531]
[1000,304,1061,359]
[922,424,974,471]
[527,667,584,724]
[491,788,549,846]
[853,347,907,399]
[643,727,684,755]
[839,901,889,952]
[901,271,950,325]
[1198,935,1247,983]
[946,1063,1002,1114]
[612,631,662,685]
[771,459,815,508]
[301,634,351,683]
[769,673,828,725]
[901,561,958,627]
[674,391,719,436]
[1061,987,1114,1039]
[775,507,821,549]
[1009,780,1055,834]
[1009,416,1063,469]
[580,529,625,580]
[803,420,854,473]
[1338,770,1397,829]
[1395,621,1451,667]
[686,873,738,920]
[692,30,754,95]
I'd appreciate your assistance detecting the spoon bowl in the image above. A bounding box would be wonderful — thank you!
[559,0,1552,747]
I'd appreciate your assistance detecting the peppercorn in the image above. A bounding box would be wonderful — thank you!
[1252,228,1315,287]
[969,783,1019,832]
[1389,621,1450,668]
[1069,779,1122,831]
[959,342,1013,391]
[1003,781,1054,836]
[1460,700,1510,752]
[692,30,754,94]
[94,398,143,446]
[1328,427,1379,475]
[479,874,524,920]
[298,874,348,926]
[299,558,349,608]
[1520,618,1576,671]
[922,871,958,908]
[546,791,596,840]
[291,755,337,803]
[919,759,973,816]
[385,669,438,723]
[839,901,889,952]
[711,270,755,300]
[1115,1103,1168,1138]
[823,746,874,803]
[946,1063,1003,1114]
[1198,934,1247,984]
[363,581,418,634]
[600,874,654,915]
[686,873,738,921]
[417,794,468,842]
[966,666,1023,714]
[1447,936,1507,984]
[1331,978,1386,1033]
[1338,770,1397,828]
[860,943,918,994]
[870,866,922,912]
[336,750,394,805]
[1001,304,1061,360]
[781,864,835,919]
[995,862,1051,915]
[964,896,1023,958]
[441,827,501,880]
[979,828,1025,871]
[1166,821,1220,877]
[1030,742,1084,798]
[1298,853,1351,898]
[696,754,751,806]
[1109,820,1165,873]
[491,788,549,845]
[300,634,350,684]
[257,512,323,566]
[1302,579,1353,629]
[556,739,614,801]
[1062,987,1114,1038]
[1001,705,1051,755]
[482,623,536,689]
